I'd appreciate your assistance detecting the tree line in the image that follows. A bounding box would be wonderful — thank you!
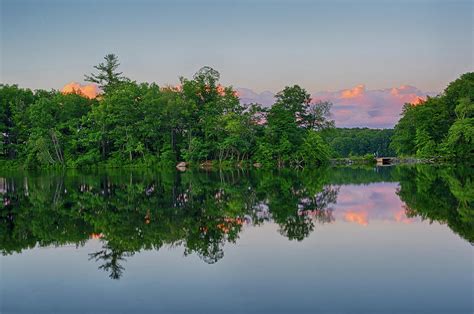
[321,127,395,158]
[1,54,337,169]
[390,72,473,160]
[1,54,471,168]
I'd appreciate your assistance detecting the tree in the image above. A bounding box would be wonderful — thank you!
[390,103,417,156]
[274,85,311,126]
[85,54,127,93]
[263,101,302,167]
[24,92,93,167]
[442,97,474,160]
[179,66,244,162]
[443,118,474,160]
[0,85,36,160]
[415,128,436,158]
[303,101,335,131]
[85,82,161,163]
[255,85,335,167]
[391,72,473,159]
[299,130,331,166]
[455,97,474,119]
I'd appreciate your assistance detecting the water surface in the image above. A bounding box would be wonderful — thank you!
[1,165,472,313]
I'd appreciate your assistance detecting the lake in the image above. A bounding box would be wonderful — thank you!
[1,165,472,313]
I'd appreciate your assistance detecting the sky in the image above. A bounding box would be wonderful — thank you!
[1,0,473,128]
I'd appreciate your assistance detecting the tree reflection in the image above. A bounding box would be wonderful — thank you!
[1,169,340,278]
[395,165,473,244]
[89,244,133,280]
[1,165,471,279]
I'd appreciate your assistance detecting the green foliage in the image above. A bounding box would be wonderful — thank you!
[415,128,436,158]
[391,72,474,159]
[159,143,176,167]
[0,84,36,159]
[454,97,474,119]
[394,164,473,243]
[322,127,394,157]
[442,118,474,160]
[1,55,338,169]
[253,142,274,167]
[181,138,209,162]
[441,96,474,160]
[258,85,335,167]
[299,131,330,166]
[390,103,418,156]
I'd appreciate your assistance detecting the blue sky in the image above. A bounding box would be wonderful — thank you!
[2,0,472,92]
[1,0,472,127]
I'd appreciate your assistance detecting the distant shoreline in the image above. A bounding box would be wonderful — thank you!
[0,157,452,171]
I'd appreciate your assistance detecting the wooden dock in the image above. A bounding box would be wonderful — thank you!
[376,157,396,165]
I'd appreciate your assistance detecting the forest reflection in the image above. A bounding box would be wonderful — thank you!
[1,165,472,279]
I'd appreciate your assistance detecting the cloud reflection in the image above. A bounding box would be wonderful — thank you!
[333,183,415,226]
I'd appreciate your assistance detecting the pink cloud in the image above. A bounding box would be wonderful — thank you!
[237,84,435,128]
[341,84,366,99]
[312,84,434,128]
[61,82,100,99]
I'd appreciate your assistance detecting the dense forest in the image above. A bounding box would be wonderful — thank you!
[390,72,473,160]
[1,166,471,279]
[321,128,394,157]
[1,54,472,169]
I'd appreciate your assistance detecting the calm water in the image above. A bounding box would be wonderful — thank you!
[1,165,473,313]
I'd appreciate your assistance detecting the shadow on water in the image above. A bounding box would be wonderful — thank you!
[1,165,472,279]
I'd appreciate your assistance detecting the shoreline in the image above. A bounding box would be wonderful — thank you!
[0,157,453,172]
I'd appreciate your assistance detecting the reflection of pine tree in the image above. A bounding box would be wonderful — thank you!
[89,243,134,280]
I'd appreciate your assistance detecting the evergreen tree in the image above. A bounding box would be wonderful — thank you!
[85,54,127,93]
